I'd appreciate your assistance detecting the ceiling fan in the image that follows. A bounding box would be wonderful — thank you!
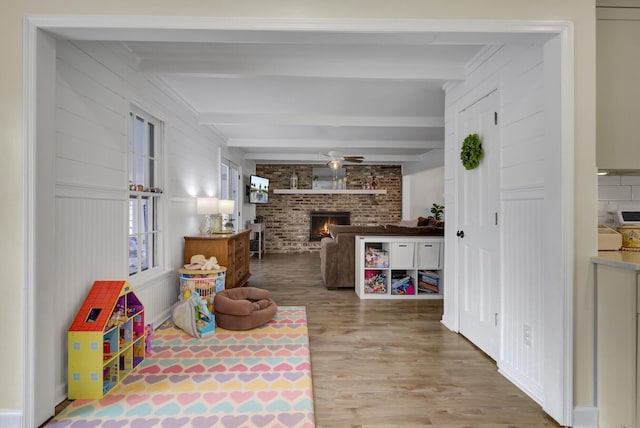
[324,151,365,169]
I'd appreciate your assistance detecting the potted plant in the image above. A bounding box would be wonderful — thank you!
[430,203,444,220]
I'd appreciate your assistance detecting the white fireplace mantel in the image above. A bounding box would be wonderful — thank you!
[273,189,386,195]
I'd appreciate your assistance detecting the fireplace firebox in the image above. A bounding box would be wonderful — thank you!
[309,211,350,241]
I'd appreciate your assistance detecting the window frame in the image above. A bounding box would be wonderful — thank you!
[127,105,165,281]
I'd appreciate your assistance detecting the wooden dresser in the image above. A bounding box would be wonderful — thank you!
[183,230,251,289]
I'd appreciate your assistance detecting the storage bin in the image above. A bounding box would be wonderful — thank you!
[178,267,226,312]
[416,242,441,268]
[365,247,389,268]
[390,243,414,268]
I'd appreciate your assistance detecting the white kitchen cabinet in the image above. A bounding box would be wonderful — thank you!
[593,252,640,428]
[355,235,444,299]
[596,7,640,169]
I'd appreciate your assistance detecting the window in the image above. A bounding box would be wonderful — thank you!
[220,159,241,230]
[128,107,163,276]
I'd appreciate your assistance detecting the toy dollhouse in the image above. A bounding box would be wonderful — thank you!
[67,280,145,399]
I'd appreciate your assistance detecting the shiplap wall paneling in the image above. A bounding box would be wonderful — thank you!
[72,41,224,200]
[444,42,549,406]
[49,40,222,408]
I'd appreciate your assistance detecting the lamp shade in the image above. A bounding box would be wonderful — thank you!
[196,197,218,215]
[218,199,235,215]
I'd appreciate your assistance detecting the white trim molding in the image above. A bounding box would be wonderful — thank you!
[23,15,575,427]
[573,406,598,428]
[0,410,22,428]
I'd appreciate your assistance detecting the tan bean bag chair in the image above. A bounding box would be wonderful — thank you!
[213,287,277,330]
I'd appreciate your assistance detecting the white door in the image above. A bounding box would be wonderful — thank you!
[456,90,501,360]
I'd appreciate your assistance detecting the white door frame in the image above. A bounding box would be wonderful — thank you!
[22,16,574,427]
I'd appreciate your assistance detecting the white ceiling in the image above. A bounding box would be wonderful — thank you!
[91,28,552,166]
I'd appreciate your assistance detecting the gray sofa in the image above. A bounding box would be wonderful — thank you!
[319,223,444,289]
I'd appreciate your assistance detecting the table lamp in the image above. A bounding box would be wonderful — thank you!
[196,197,219,234]
[218,199,235,232]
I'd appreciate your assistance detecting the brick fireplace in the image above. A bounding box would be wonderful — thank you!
[309,211,350,241]
[254,164,402,253]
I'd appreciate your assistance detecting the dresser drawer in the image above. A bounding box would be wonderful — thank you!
[235,251,244,267]
[235,264,245,283]
[235,236,246,252]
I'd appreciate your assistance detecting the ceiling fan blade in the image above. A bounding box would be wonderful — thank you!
[344,156,364,163]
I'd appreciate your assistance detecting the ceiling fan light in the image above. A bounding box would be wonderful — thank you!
[329,160,341,170]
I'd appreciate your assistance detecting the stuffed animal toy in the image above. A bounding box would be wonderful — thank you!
[106,310,124,329]
[145,323,153,356]
[201,256,220,270]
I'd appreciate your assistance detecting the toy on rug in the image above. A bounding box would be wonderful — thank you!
[201,256,220,270]
[214,287,277,330]
[183,254,221,270]
[145,323,153,356]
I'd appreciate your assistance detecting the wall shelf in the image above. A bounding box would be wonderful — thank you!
[273,189,386,195]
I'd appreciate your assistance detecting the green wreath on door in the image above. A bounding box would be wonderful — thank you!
[460,133,484,170]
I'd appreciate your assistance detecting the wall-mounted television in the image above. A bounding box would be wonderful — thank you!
[249,175,269,204]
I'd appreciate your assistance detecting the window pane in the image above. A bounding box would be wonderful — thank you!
[129,113,135,184]
[141,197,149,233]
[152,232,158,268]
[129,197,137,235]
[141,234,149,271]
[129,236,138,275]
[135,155,145,188]
[135,115,145,156]
[148,123,155,187]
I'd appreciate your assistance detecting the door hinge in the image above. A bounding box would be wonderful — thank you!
[494,111,498,125]
[495,212,498,225]
[495,313,498,326]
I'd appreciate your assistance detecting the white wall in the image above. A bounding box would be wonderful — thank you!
[402,165,444,220]
[48,40,223,409]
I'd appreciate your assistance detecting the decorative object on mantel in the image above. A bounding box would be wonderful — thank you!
[430,203,444,220]
[290,171,298,189]
[273,188,386,195]
[460,133,484,170]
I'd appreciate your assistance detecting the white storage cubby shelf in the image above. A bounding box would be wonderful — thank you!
[355,235,444,300]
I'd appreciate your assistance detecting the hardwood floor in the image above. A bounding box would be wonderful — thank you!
[248,252,560,427]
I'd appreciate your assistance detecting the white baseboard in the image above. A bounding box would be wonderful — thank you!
[573,406,597,428]
[0,410,22,428]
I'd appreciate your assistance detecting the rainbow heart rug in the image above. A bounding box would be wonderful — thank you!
[46,306,314,427]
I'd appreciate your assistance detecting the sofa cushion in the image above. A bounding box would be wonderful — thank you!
[399,218,419,227]
[328,224,385,239]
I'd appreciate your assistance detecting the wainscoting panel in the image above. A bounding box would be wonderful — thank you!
[134,272,178,328]
[499,195,544,403]
[53,196,127,403]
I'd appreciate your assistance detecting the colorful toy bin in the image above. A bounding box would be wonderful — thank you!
[178,267,226,313]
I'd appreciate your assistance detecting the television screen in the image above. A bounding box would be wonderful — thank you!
[249,175,269,204]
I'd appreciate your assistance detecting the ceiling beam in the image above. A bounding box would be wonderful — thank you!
[227,138,444,149]
[244,152,434,163]
[200,113,444,128]
[139,58,466,81]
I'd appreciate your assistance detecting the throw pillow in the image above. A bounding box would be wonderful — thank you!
[399,218,419,227]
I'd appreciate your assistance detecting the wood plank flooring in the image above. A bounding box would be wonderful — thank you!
[248,252,560,427]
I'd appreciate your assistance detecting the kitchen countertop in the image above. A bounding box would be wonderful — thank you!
[592,250,640,271]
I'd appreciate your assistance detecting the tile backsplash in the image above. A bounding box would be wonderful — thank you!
[598,175,640,226]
